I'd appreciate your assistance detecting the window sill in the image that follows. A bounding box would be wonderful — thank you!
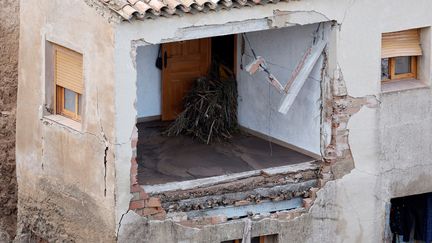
[43,115,82,132]
[381,79,429,94]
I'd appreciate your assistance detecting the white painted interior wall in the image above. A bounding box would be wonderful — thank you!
[237,24,322,154]
[136,24,321,154]
[136,45,161,118]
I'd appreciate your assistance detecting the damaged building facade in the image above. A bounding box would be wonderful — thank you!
[15,0,432,242]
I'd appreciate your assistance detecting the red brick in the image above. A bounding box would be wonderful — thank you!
[140,191,149,200]
[130,200,145,210]
[303,198,313,210]
[142,207,162,216]
[131,138,138,149]
[210,215,227,224]
[131,184,142,193]
[147,197,161,208]
[130,163,138,175]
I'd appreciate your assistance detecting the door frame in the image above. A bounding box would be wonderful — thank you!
[160,35,238,121]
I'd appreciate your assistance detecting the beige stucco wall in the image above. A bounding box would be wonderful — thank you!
[114,0,432,242]
[16,0,117,241]
[14,0,432,241]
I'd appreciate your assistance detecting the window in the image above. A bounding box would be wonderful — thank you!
[381,29,422,82]
[53,44,83,121]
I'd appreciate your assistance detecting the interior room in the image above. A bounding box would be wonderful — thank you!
[135,24,323,186]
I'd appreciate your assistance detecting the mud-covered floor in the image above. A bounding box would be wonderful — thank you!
[137,121,316,185]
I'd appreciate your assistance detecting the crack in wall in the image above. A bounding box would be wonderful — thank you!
[116,209,130,240]
[104,146,108,197]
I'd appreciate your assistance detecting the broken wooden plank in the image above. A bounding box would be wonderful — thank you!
[142,161,319,194]
[245,56,265,75]
[245,56,284,93]
[278,39,327,114]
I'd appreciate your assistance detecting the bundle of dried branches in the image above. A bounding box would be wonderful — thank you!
[164,66,238,144]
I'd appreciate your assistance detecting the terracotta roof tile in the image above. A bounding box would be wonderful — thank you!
[99,0,291,20]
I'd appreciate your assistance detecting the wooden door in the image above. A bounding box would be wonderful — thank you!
[162,38,211,121]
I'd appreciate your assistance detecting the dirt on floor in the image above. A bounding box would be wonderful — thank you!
[0,0,19,241]
[137,121,316,185]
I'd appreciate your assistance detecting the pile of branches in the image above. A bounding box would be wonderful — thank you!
[164,66,238,144]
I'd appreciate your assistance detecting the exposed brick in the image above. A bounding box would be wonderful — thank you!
[210,215,227,224]
[131,137,138,149]
[142,207,162,216]
[140,191,149,200]
[147,197,161,208]
[130,164,138,176]
[303,198,313,210]
[129,200,145,210]
[131,184,142,193]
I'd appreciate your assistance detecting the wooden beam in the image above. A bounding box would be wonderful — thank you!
[278,39,326,114]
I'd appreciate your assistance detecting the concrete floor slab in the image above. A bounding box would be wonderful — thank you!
[137,121,316,185]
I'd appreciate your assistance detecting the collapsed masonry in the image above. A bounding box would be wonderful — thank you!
[125,29,371,233]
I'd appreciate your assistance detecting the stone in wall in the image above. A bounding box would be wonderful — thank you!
[0,0,19,241]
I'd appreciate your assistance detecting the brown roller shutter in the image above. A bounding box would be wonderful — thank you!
[55,45,83,94]
[382,29,422,58]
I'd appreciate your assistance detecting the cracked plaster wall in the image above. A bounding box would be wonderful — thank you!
[14,0,432,241]
[115,0,432,242]
[16,0,117,241]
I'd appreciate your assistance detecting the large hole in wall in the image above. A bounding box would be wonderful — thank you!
[134,24,323,189]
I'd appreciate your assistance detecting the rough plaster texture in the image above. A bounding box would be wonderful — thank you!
[0,0,19,241]
[16,0,117,241]
[115,1,432,242]
[15,0,432,242]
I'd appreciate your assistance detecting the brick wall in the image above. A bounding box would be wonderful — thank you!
[129,127,167,220]
[0,0,19,241]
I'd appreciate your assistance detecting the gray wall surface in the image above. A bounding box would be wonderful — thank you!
[136,45,161,118]
[237,25,321,154]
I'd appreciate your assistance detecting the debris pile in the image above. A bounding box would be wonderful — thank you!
[164,65,238,144]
